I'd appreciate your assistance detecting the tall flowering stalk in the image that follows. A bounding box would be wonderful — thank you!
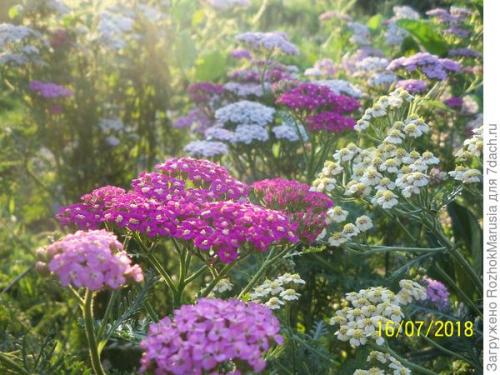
[37,230,144,375]
[314,88,482,297]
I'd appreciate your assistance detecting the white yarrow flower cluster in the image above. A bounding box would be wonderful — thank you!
[212,278,234,294]
[314,88,447,220]
[313,79,364,98]
[0,23,44,65]
[329,281,427,347]
[385,6,420,46]
[249,273,305,310]
[184,140,229,157]
[355,88,414,132]
[272,123,308,142]
[450,126,482,184]
[324,205,373,247]
[354,351,411,375]
[235,31,299,55]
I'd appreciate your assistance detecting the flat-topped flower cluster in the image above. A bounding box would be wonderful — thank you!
[140,298,283,374]
[58,158,298,263]
[329,280,427,347]
[252,178,333,243]
[37,230,143,291]
[277,82,360,133]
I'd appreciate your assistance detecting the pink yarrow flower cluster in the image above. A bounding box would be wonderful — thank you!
[252,178,333,243]
[276,83,359,133]
[140,298,283,375]
[29,80,73,98]
[57,158,298,263]
[38,230,143,290]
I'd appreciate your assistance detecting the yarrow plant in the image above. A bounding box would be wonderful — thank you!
[248,272,305,310]
[329,280,427,347]
[252,178,333,243]
[388,52,462,81]
[58,157,297,264]
[37,230,143,375]
[37,229,143,290]
[140,298,283,374]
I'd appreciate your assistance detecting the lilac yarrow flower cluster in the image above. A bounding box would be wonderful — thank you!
[235,31,299,55]
[426,7,472,38]
[37,230,143,290]
[140,298,283,374]
[29,80,73,98]
[388,52,462,80]
[448,48,481,58]
[173,109,212,133]
[277,83,360,133]
[395,79,428,94]
[188,82,225,104]
[423,277,449,309]
[58,158,298,263]
[230,48,252,60]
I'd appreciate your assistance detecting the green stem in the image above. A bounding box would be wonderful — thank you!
[97,291,119,338]
[427,217,482,291]
[383,344,438,375]
[83,290,106,375]
[420,335,476,368]
[133,234,177,293]
[434,264,483,318]
[184,264,209,285]
[347,244,446,254]
[0,352,31,375]
[238,248,287,298]
[201,261,238,298]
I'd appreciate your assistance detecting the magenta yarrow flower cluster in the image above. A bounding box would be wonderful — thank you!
[252,178,333,243]
[423,277,449,310]
[277,82,359,133]
[58,158,298,263]
[38,230,143,291]
[140,298,283,375]
[388,52,461,81]
[29,80,73,98]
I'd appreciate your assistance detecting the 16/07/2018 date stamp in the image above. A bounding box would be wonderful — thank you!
[377,320,475,338]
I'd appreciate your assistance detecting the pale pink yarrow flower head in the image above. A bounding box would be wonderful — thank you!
[140,298,283,374]
[39,230,143,291]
